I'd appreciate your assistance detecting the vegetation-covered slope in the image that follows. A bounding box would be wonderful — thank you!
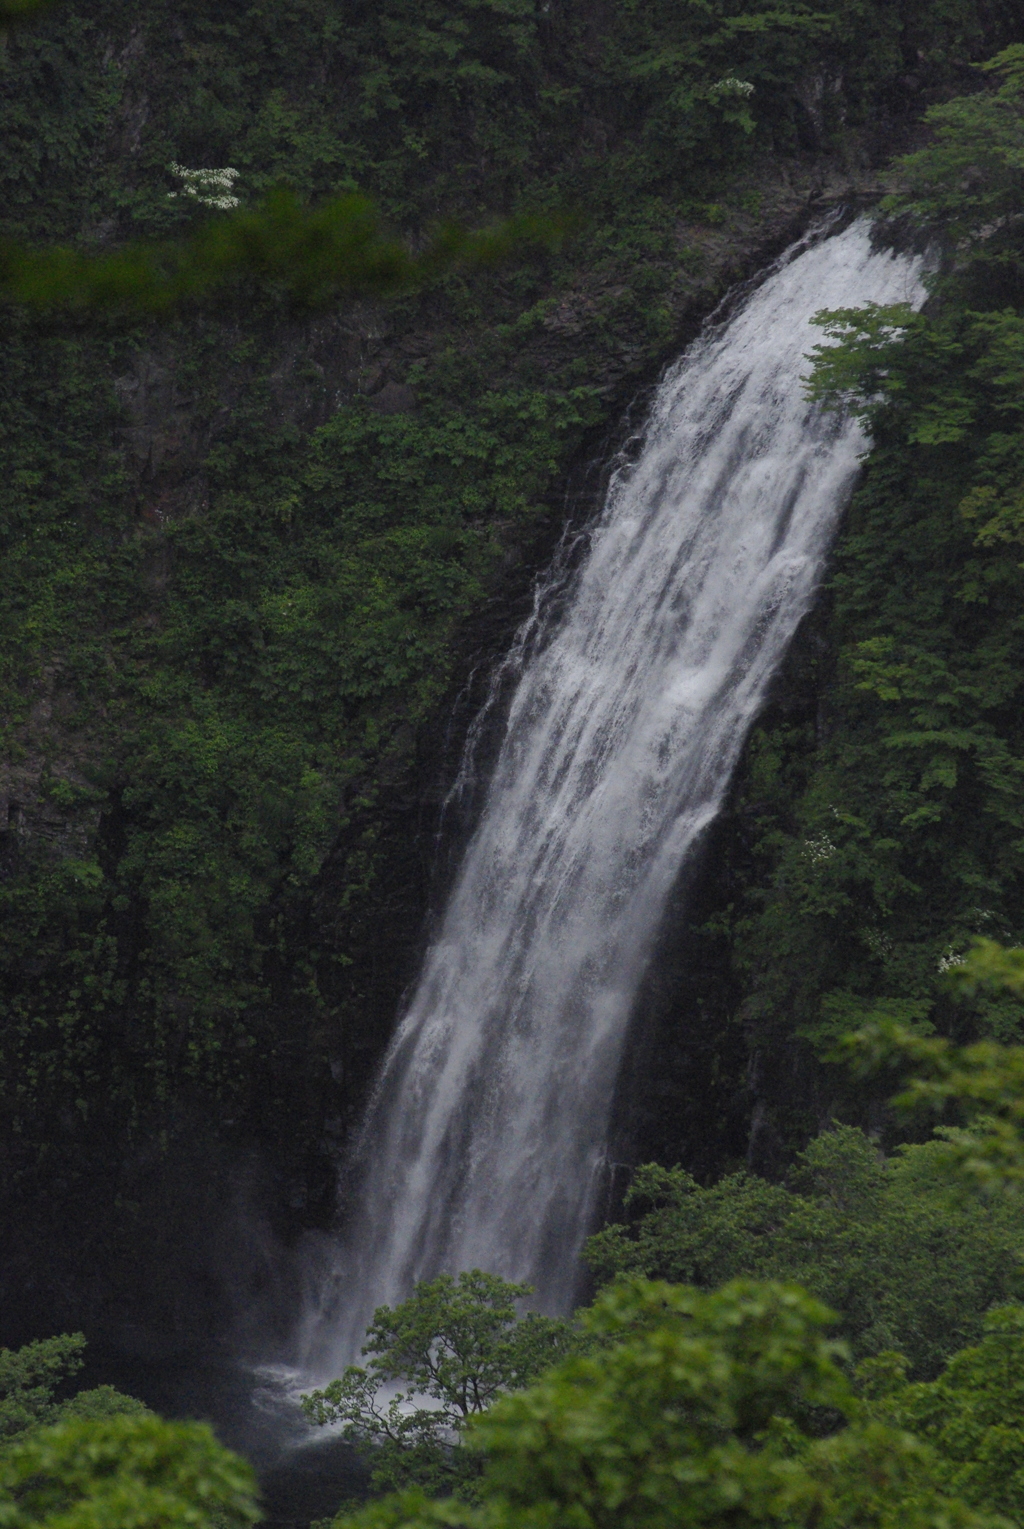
[2,0,1023,1349]
[635,48,1024,1176]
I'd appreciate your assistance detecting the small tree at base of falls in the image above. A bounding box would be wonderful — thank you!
[301,1271,578,1497]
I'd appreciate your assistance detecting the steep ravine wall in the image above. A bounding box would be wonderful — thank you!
[5,0,1022,1368]
[0,171,889,1361]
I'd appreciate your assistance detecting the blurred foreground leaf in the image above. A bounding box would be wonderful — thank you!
[0,1415,260,1529]
[0,192,573,316]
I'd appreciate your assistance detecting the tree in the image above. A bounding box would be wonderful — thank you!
[804,47,1024,549]
[468,1279,844,1529]
[868,1303,1024,1523]
[0,1338,87,1445]
[0,0,568,315]
[580,935,1024,1382]
[0,1414,260,1529]
[877,45,1024,244]
[302,1271,579,1497]
[834,939,1024,1194]
[583,1125,1024,1377]
[0,1334,255,1529]
[0,1335,145,1447]
[0,0,567,316]
[317,1279,1002,1529]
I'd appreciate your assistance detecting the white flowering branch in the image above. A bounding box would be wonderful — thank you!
[708,77,755,99]
[168,163,241,211]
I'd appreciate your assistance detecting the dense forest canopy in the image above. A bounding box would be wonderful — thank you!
[5,3,1024,1527]
[1,0,1020,1231]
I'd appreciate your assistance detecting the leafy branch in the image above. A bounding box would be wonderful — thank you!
[302,1272,578,1496]
[842,940,1024,1193]
[877,45,1024,243]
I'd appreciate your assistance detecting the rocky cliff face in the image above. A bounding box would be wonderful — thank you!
[0,165,882,1354]
[3,0,1011,1362]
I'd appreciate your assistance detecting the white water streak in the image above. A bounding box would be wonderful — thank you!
[304,219,925,1373]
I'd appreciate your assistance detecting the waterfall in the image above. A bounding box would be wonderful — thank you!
[304,217,926,1374]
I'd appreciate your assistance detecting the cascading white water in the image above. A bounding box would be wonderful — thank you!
[305,217,926,1374]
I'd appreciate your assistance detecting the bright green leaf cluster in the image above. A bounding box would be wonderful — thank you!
[0,1338,87,1444]
[0,1332,150,1451]
[871,1303,1024,1522]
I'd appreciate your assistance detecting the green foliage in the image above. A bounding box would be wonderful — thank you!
[3,0,1010,246]
[0,1331,209,1529]
[954,937,1024,996]
[0,1414,259,1529]
[798,1422,1002,1529]
[807,299,1024,453]
[869,1303,1024,1521]
[0,1338,85,1443]
[697,57,1024,1157]
[0,1333,148,1449]
[49,1390,150,1427]
[1,0,1021,1229]
[467,1279,846,1529]
[302,1271,578,1496]
[843,1014,1024,1195]
[0,329,602,1174]
[323,1281,1001,1529]
[878,46,1024,243]
[584,1125,1024,1377]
